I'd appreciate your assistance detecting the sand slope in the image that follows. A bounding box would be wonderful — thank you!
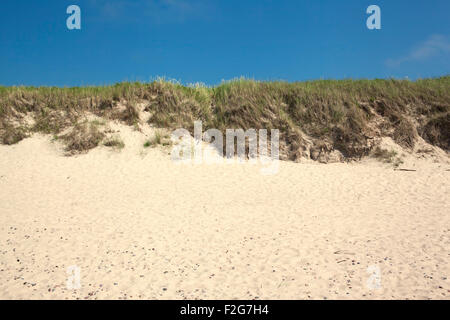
[0,133,449,300]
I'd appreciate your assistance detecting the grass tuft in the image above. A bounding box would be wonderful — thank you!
[103,136,125,150]
[59,121,105,155]
[144,130,171,148]
[372,147,404,168]
[0,122,28,145]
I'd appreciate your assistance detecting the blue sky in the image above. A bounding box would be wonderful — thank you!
[0,0,449,86]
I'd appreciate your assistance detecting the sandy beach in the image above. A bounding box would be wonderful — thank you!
[0,129,449,300]
[1,0,449,304]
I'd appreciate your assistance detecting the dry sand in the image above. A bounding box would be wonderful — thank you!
[0,127,449,300]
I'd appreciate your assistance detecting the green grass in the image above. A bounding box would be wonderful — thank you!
[144,130,171,148]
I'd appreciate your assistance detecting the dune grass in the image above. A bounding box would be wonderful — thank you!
[144,130,172,148]
[103,136,125,150]
[371,147,404,168]
[58,121,105,155]
[1,76,449,159]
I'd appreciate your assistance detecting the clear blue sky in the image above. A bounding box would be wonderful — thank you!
[1,0,449,86]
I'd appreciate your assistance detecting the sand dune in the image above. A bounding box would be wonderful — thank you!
[0,131,449,300]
